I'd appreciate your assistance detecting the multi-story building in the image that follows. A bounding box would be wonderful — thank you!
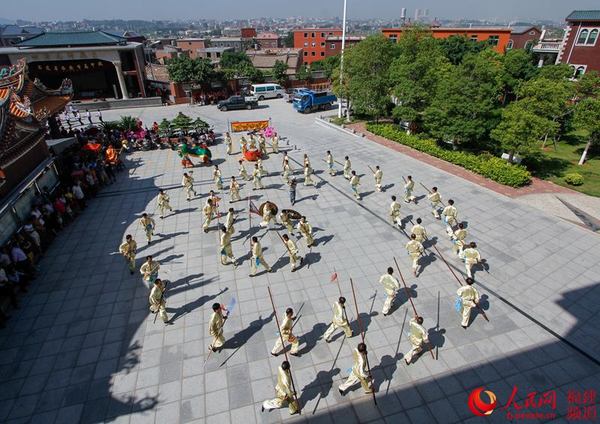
[196,47,233,64]
[256,32,281,49]
[558,10,600,76]
[246,48,303,76]
[509,26,542,50]
[209,37,252,53]
[325,36,365,57]
[293,28,343,64]
[175,38,207,59]
[0,25,44,47]
[382,27,512,53]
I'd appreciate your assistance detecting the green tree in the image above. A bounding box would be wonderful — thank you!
[171,112,193,131]
[158,118,171,133]
[536,64,574,81]
[272,60,288,85]
[296,64,312,83]
[311,55,340,80]
[491,103,554,162]
[166,56,214,84]
[220,51,252,69]
[340,34,399,119]
[282,32,294,48]
[424,50,503,147]
[438,35,490,65]
[389,28,448,131]
[573,86,600,165]
[500,49,538,104]
[119,116,138,131]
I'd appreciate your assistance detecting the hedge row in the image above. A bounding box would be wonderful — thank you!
[366,123,532,187]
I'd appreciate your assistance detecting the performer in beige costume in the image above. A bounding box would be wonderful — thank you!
[303,163,315,186]
[250,236,273,276]
[343,156,352,180]
[390,195,402,227]
[119,234,137,274]
[209,302,226,351]
[140,255,160,286]
[238,159,249,181]
[373,166,383,192]
[252,164,264,190]
[157,189,173,219]
[350,171,361,200]
[296,216,314,247]
[323,297,352,341]
[326,150,335,176]
[224,132,233,154]
[271,135,279,153]
[261,361,299,415]
[404,175,416,203]
[406,234,425,277]
[139,213,155,243]
[271,308,299,356]
[213,165,223,191]
[411,218,428,243]
[427,186,442,219]
[282,234,302,271]
[220,225,237,266]
[229,176,241,203]
[462,242,481,279]
[225,207,235,232]
[404,316,429,364]
[280,210,294,233]
[457,278,480,328]
[379,267,401,316]
[260,203,277,228]
[149,278,168,324]
[182,172,196,201]
[442,199,458,236]
[202,199,215,233]
[338,343,373,395]
[451,223,468,256]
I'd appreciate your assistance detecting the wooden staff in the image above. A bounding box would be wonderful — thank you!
[276,231,293,256]
[393,257,435,359]
[420,182,446,207]
[349,278,377,406]
[367,165,375,174]
[267,287,301,414]
[334,160,345,167]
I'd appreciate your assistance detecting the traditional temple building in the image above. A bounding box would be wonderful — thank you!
[0,31,147,100]
[0,59,72,200]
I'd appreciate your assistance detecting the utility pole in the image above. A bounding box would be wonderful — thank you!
[337,0,347,119]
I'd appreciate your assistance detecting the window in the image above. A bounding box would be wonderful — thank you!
[389,35,398,43]
[206,52,211,58]
[311,51,316,56]
[216,52,221,58]
[320,52,325,57]
[577,29,589,45]
[311,32,315,38]
[321,42,325,47]
[321,32,325,38]
[488,35,499,46]
[529,31,536,35]
[524,40,533,51]
[303,51,308,56]
[506,40,514,50]
[588,29,599,45]
[311,42,316,47]
[304,42,308,47]
[329,32,333,36]
[330,43,336,49]
[304,32,308,38]
[470,35,478,42]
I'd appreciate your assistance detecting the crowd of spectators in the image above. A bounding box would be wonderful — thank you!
[0,126,128,327]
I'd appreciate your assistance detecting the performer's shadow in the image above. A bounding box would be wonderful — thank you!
[381,183,394,191]
[361,190,375,199]
[314,234,334,246]
[211,158,226,166]
[168,287,227,323]
[296,194,319,202]
[223,312,275,349]
[428,327,447,352]
[423,236,438,249]
[299,368,341,405]
[371,353,403,392]
[171,207,196,216]
[476,294,490,312]
[168,272,205,291]
[303,251,321,267]
[414,194,426,203]
[400,215,413,229]
[298,322,328,355]
[160,253,185,264]
[352,311,377,335]
[389,284,418,315]
[419,252,437,274]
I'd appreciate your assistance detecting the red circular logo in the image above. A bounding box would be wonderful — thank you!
[468,387,498,416]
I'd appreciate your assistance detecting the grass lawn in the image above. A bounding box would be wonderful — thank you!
[532,131,600,197]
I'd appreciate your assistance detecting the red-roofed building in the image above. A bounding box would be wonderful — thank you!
[558,10,600,75]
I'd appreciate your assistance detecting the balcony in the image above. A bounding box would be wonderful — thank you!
[532,41,561,54]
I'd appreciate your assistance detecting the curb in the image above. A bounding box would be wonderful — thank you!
[314,117,364,139]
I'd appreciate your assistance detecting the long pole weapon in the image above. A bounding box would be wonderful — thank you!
[267,287,301,414]
[349,278,377,406]
[393,257,435,359]
[420,182,446,207]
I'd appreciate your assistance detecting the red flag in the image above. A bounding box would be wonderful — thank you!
[330,272,338,282]
[249,200,260,216]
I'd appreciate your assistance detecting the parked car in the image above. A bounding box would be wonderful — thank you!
[217,95,259,111]
[250,83,285,100]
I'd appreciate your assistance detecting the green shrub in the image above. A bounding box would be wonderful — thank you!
[563,173,584,186]
[367,123,532,187]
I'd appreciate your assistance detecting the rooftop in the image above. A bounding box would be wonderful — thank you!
[209,37,242,43]
[326,36,365,42]
[197,47,233,53]
[0,25,44,37]
[566,10,600,21]
[292,28,342,32]
[16,30,127,48]
[510,25,540,34]
[256,32,279,39]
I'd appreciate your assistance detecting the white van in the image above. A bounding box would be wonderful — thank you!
[250,83,285,100]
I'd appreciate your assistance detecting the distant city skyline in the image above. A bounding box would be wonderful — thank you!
[2,0,599,23]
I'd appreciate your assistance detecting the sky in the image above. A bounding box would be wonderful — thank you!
[2,0,599,23]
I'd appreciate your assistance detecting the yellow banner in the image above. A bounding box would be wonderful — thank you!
[230,120,269,133]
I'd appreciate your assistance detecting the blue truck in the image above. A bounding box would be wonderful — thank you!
[292,89,337,113]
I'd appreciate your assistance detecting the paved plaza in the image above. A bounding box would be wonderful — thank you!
[1,100,599,424]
